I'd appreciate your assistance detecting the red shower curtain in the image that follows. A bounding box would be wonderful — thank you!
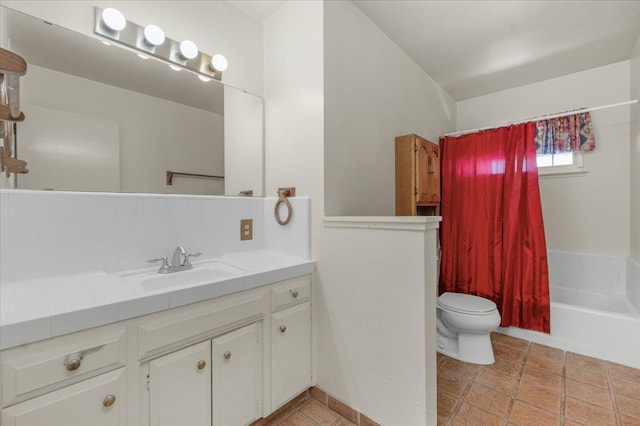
[439,123,550,333]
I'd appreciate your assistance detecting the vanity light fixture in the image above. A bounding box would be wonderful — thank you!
[210,54,228,72]
[143,24,165,46]
[179,40,198,60]
[137,53,149,60]
[198,75,211,82]
[101,8,126,32]
[94,7,226,81]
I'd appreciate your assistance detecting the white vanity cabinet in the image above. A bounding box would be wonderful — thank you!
[270,277,312,410]
[1,368,127,426]
[1,274,312,426]
[211,322,262,426]
[149,341,211,426]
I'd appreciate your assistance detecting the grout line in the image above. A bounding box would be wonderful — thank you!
[605,362,623,426]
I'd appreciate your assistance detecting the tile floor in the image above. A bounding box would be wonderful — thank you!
[262,396,355,426]
[437,333,640,426]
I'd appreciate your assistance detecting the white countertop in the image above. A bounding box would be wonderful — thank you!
[0,250,314,350]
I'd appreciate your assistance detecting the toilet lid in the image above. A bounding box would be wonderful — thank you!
[438,292,497,315]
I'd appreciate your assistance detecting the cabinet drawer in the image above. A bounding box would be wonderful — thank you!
[271,276,311,312]
[138,289,265,360]
[2,329,127,408]
[1,368,127,426]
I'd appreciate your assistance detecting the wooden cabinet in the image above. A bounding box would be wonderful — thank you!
[149,341,211,426]
[395,134,440,216]
[271,302,311,410]
[1,368,127,426]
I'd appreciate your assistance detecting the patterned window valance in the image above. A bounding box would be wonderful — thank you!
[534,112,596,155]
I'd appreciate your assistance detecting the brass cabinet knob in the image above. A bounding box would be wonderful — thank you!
[197,360,206,370]
[223,351,231,360]
[290,290,299,298]
[103,394,116,407]
[65,357,82,371]
[279,325,287,333]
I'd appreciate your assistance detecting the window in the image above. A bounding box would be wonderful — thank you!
[536,151,586,176]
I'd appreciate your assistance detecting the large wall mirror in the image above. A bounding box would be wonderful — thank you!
[0,7,264,196]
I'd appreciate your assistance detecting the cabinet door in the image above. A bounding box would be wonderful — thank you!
[149,341,211,426]
[211,322,262,426]
[1,368,126,426]
[271,302,311,410]
[416,139,440,204]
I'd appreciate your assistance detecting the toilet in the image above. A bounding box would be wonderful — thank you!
[436,292,501,365]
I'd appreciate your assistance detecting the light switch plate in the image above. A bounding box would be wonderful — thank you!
[240,219,253,241]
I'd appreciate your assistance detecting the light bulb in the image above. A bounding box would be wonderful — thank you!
[198,75,211,82]
[102,8,126,32]
[169,64,181,71]
[210,54,228,72]
[144,24,165,46]
[179,40,198,60]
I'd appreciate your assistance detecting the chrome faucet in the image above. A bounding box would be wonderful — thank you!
[147,246,202,274]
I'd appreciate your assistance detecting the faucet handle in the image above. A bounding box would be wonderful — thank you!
[147,257,170,270]
[182,252,202,266]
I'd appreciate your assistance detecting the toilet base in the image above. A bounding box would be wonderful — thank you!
[437,332,495,365]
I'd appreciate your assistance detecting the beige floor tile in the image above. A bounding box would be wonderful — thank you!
[565,378,613,410]
[451,402,503,426]
[520,365,562,390]
[611,374,640,400]
[564,397,617,426]
[437,368,471,399]
[620,414,640,426]
[525,353,563,376]
[278,412,315,426]
[508,400,560,426]
[475,367,519,396]
[608,361,640,383]
[440,357,479,379]
[494,342,527,363]
[515,380,561,414]
[497,334,531,352]
[437,392,459,419]
[464,383,511,418]
[484,357,524,377]
[566,352,605,372]
[299,400,340,425]
[565,363,609,389]
[617,393,640,420]
[527,343,564,362]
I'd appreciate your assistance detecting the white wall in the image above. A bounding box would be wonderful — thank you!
[1,0,264,96]
[458,61,631,256]
[631,35,640,262]
[22,65,224,195]
[323,1,456,216]
[265,2,447,424]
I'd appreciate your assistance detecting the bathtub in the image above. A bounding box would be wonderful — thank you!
[498,286,640,369]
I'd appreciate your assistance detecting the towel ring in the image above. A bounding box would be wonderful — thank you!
[274,189,292,225]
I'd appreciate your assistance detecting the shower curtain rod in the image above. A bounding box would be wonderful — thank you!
[443,99,639,138]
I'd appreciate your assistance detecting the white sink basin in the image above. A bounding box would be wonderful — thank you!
[121,262,245,292]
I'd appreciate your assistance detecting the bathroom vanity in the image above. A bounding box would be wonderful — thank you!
[0,253,313,426]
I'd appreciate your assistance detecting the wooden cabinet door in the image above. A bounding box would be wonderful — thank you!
[416,139,440,204]
[1,368,126,426]
[211,323,262,426]
[149,341,211,426]
[271,302,311,410]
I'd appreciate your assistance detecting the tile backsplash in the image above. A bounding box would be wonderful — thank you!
[547,249,627,295]
[0,190,310,283]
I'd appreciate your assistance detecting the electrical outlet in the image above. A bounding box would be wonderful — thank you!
[240,219,253,241]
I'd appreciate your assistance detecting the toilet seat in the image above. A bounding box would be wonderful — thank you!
[438,292,497,315]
